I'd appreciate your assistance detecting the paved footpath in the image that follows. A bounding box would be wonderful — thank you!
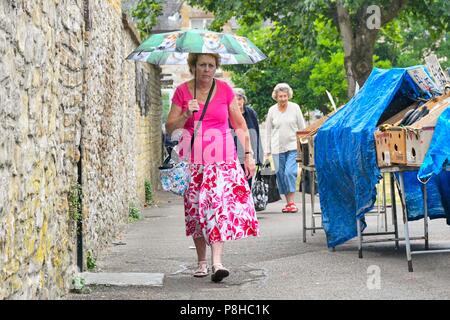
[67,190,450,300]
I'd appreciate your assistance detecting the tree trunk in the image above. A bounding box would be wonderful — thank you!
[336,1,379,98]
[335,0,407,98]
[351,30,377,93]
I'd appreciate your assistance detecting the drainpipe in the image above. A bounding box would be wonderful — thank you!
[77,0,91,272]
[76,151,83,272]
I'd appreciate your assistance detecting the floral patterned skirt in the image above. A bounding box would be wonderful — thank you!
[184,159,260,245]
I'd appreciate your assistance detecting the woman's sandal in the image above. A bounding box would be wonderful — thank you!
[283,202,298,213]
[286,202,298,213]
[211,263,229,283]
[193,261,209,278]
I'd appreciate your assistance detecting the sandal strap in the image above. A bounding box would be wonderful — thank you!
[212,263,226,272]
[194,261,209,276]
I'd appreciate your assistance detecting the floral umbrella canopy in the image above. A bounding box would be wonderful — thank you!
[126,29,267,65]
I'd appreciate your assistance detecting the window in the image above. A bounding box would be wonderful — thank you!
[190,18,213,29]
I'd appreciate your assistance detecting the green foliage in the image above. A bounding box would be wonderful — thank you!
[376,15,450,69]
[144,180,154,206]
[131,0,164,39]
[189,0,450,101]
[161,91,171,123]
[225,17,348,120]
[86,251,96,271]
[68,183,82,223]
[71,276,90,294]
[128,204,142,222]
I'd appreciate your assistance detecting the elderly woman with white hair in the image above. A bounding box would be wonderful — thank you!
[265,83,306,213]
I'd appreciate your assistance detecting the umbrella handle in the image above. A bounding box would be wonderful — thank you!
[193,67,197,112]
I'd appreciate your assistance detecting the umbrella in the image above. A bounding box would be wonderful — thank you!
[126,29,267,98]
[126,29,267,65]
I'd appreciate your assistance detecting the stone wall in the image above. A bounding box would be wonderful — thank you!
[0,0,162,299]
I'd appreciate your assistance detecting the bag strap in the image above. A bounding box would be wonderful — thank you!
[160,79,215,169]
[255,165,261,177]
[189,79,216,153]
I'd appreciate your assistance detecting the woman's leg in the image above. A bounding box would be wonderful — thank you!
[211,241,224,266]
[273,153,287,199]
[285,150,298,195]
[211,241,229,282]
[285,151,298,209]
[192,236,208,277]
[286,192,296,204]
[193,236,207,262]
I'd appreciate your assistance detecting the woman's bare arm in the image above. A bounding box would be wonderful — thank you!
[165,104,192,135]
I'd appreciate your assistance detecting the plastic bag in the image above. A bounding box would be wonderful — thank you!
[252,167,268,211]
[260,161,281,203]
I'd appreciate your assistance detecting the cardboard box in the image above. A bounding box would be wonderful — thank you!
[297,123,316,166]
[388,127,407,164]
[404,94,450,166]
[405,127,435,166]
[376,93,450,167]
[298,141,310,165]
[409,94,450,129]
[296,132,314,166]
[307,135,315,167]
[374,131,391,167]
[297,130,309,164]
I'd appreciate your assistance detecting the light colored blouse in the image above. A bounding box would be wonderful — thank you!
[266,101,306,154]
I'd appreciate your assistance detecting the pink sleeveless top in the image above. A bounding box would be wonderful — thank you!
[172,79,237,164]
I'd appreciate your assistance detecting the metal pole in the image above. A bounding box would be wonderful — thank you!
[399,172,413,272]
[390,173,399,250]
[357,217,363,258]
[376,183,381,232]
[383,174,388,232]
[422,183,429,250]
[302,167,307,243]
[311,170,316,235]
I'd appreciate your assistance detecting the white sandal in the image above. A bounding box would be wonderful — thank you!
[211,263,229,282]
[193,261,208,278]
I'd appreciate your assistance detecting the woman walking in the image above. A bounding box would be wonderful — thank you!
[165,53,259,282]
[265,83,306,213]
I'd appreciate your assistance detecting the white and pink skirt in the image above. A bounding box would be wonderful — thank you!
[184,159,260,245]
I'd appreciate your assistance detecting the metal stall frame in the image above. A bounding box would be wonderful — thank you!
[299,163,387,247]
[299,164,324,243]
[357,165,450,272]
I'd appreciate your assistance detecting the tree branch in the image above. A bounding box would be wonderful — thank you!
[336,0,353,55]
[381,0,407,26]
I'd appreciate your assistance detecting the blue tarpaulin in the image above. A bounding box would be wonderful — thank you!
[418,107,450,181]
[418,107,450,224]
[315,67,450,248]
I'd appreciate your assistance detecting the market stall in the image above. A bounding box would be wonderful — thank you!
[313,66,450,271]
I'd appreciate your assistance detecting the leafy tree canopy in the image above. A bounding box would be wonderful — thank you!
[131,0,164,39]
[188,0,449,119]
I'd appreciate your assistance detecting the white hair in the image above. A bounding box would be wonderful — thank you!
[272,83,293,100]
